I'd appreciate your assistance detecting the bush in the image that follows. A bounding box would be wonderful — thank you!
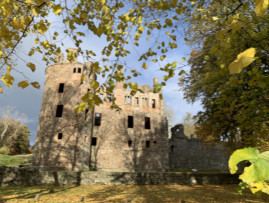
[0,146,10,155]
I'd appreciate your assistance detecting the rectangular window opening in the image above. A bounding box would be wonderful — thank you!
[128,116,133,128]
[146,141,150,148]
[135,97,139,106]
[85,109,89,120]
[56,105,63,117]
[145,117,151,129]
[58,133,63,140]
[58,83,64,93]
[128,140,132,147]
[78,68,81,73]
[152,99,156,108]
[73,68,76,73]
[94,113,101,126]
[91,137,97,146]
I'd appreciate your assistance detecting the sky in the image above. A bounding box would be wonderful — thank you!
[0,9,203,146]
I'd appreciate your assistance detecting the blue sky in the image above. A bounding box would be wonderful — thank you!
[0,12,203,146]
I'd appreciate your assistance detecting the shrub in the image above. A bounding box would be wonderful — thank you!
[0,146,10,155]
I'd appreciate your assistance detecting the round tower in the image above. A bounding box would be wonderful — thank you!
[33,49,92,170]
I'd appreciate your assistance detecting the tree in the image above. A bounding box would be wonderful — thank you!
[9,125,31,155]
[0,106,29,147]
[181,0,269,150]
[181,112,196,138]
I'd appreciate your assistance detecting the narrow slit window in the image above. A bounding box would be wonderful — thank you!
[85,109,89,120]
[78,68,82,73]
[94,113,101,126]
[56,105,63,117]
[146,141,150,148]
[128,116,133,128]
[145,117,150,129]
[135,97,139,106]
[128,140,132,147]
[152,99,156,108]
[58,83,64,93]
[91,137,97,146]
[73,68,76,73]
[58,133,63,140]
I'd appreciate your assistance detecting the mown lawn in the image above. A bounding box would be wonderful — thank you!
[0,154,32,166]
[1,185,269,202]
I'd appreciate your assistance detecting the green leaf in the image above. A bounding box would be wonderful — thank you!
[153,84,162,93]
[91,80,99,89]
[229,147,259,174]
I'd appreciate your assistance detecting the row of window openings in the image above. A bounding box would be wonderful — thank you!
[57,84,155,110]
[94,114,150,129]
[57,134,153,148]
[125,96,156,108]
[56,106,151,130]
[73,68,82,73]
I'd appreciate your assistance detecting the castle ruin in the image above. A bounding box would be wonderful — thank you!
[32,50,169,171]
[33,50,230,172]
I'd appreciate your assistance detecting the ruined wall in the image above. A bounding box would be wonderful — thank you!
[169,124,230,171]
[91,82,169,171]
[33,52,169,172]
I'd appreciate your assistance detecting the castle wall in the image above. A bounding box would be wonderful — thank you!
[33,56,169,171]
[169,124,230,171]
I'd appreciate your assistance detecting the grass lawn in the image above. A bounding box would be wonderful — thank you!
[1,185,269,202]
[0,154,32,166]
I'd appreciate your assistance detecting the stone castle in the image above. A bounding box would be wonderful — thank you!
[33,49,229,172]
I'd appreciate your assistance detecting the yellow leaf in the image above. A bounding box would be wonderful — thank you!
[74,102,86,114]
[212,17,218,21]
[52,4,63,15]
[0,87,3,93]
[18,80,29,89]
[255,0,269,16]
[229,48,257,74]
[1,74,14,87]
[31,82,40,89]
[34,38,39,44]
[81,74,86,82]
[142,62,148,69]
[31,6,39,16]
[182,57,185,62]
[27,62,36,72]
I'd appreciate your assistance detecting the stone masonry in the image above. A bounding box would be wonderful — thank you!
[32,49,169,171]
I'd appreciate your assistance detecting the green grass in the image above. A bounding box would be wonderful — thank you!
[0,154,32,166]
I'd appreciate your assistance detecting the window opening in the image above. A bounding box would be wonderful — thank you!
[85,109,89,120]
[78,68,81,73]
[128,140,132,147]
[153,141,157,144]
[128,116,133,128]
[88,88,91,92]
[91,137,97,146]
[125,95,131,104]
[58,83,64,93]
[170,145,174,152]
[58,133,63,140]
[73,68,76,73]
[56,105,63,117]
[135,97,139,106]
[94,113,101,126]
[145,117,151,129]
[146,141,150,148]
[152,99,156,108]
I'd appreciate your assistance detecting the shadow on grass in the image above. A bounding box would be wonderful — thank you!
[0,185,77,202]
